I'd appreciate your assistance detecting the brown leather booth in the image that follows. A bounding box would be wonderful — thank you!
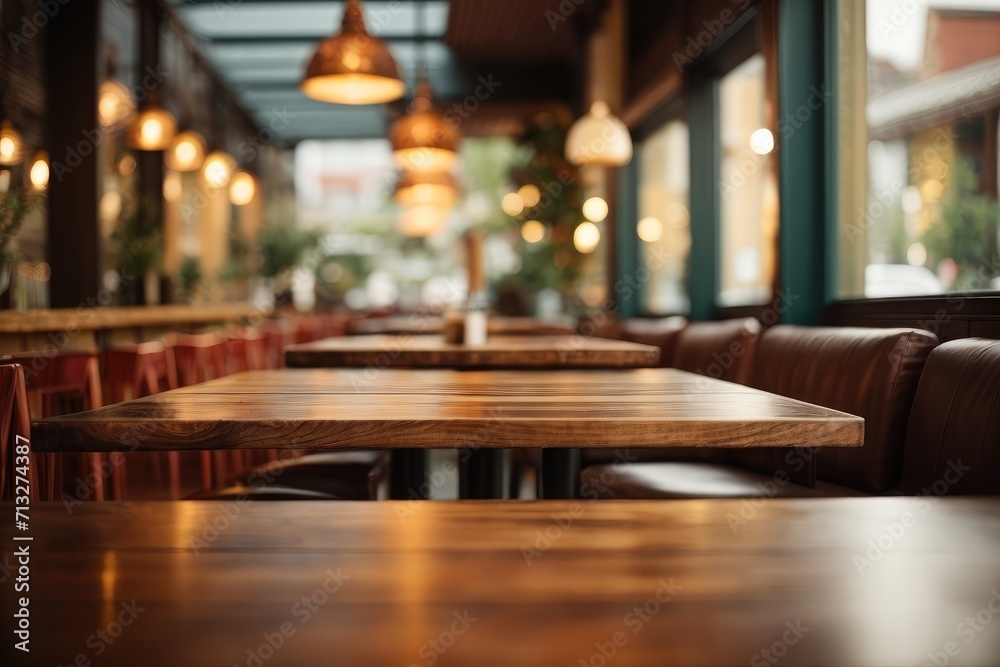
[582,326,939,498]
[900,338,1000,495]
[617,316,687,367]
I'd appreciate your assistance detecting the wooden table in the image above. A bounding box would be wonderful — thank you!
[285,334,660,369]
[347,315,577,336]
[32,368,863,499]
[3,498,998,666]
[285,335,661,497]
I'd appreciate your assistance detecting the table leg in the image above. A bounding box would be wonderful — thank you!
[459,449,505,499]
[538,448,581,499]
[389,450,428,500]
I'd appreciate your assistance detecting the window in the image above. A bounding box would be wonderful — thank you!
[838,0,1000,298]
[718,53,779,307]
[637,118,691,314]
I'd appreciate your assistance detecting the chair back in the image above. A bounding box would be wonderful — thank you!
[0,363,32,501]
[618,317,687,367]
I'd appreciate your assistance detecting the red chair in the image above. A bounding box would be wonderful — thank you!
[292,315,323,345]
[102,342,181,499]
[7,350,106,501]
[168,333,238,489]
[261,321,292,369]
[0,363,33,502]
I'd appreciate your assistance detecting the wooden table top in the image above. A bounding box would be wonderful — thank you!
[285,334,661,369]
[347,315,577,336]
[3,498,998,666]
[32,368,862,452]
[0,303,265,334]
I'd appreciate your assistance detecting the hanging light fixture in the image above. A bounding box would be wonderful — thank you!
[565,101,633,167]
[203,150,236,189]
[396,203,450,238]
[98,44,135,129]
[229,170,256,206]
[390,79,460,173]
[394,170,459,208]
[0,121,25,166]
[166,130,206,172]
[126,89,176,151]
[29,152,49,189]
[301,0,405,105]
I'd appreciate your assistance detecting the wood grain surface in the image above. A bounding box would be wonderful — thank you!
[1,498,998,666]
[346,315,577,336]
[31,368,863,452]
[285,334,661,369]
[0,303,264,334]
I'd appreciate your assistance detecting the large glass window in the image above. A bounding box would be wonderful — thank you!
[839,0,1000,298]
[718,53,779,307]
[637,118,690,314]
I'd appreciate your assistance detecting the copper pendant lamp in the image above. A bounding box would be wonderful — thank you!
[301,0,406,105]
[390,78,460,173]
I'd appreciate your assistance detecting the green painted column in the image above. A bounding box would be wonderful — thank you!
[776,0,830,323]
[687,76,721,321]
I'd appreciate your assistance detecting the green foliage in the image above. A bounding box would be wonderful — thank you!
[0,187,39,265]
[177,256,202,300]
[922,159,999,289]
[503,113,586,304]
[258,224,321,279]
[110,196,162,274]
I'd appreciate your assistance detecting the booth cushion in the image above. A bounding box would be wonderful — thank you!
[901,338,1000,495]
[671,318,761,385]
[740,326,938,493]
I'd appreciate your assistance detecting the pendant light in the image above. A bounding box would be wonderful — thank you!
[301,0,405,105]
[228,170,256,206]
[98,44,135,130]
[29,152,49,189]
[396,203,450,238]
[565,101,633,167]
[0,121,24,166]
[390,79,460,173]
[126,88,177,151]
[166,130,206,172]
[203,150,236,189]
[394,170,459,208]
[390,4,459,172]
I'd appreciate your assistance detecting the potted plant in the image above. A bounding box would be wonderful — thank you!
[0,187,38,305]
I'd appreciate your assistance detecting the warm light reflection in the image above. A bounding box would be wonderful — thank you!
[517,184,541,208]
[749,128,774,155]
[127,105,177,151]
[167,131,206,172]
[118,155,137,177]
[574,221,601,253]
[501,192,524,216]
[203,151,235,189]
[637,216,663,243]
[98,79,135,129]
[163,170,182,202]
[229,171,256,206]
[101,551,118,628]
[396,204,450,237]
[583,196,609,223]
[29,152,49,189]
[520,220,545,243]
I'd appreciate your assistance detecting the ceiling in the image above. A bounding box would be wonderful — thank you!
[166,0,600,144]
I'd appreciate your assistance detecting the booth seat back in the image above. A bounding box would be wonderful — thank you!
[617,317,687,367]
[671,317,761,385]
[901,338,1000,495]
[739,326,938,493]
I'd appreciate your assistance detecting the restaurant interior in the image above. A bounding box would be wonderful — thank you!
[1,0,999,664]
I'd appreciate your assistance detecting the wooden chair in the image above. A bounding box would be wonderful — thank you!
[167,333,238,489]
[7,350,107,501]
[0,363,34,502]
[102,342,181,499]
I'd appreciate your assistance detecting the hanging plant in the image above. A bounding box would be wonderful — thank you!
[0,186,38,267]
